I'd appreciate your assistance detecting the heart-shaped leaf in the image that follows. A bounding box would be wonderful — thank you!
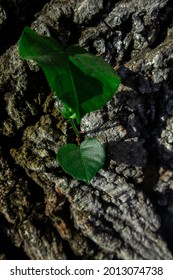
[18,27,121,124]
[57,138,105,184]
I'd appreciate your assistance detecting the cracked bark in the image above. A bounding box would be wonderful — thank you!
[0,0,173,259]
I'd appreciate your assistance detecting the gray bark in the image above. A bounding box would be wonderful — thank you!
[0,0,173,259]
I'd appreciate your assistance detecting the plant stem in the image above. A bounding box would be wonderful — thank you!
[69,119,80,137]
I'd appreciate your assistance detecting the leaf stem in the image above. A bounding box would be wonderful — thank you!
[69,119,80,137]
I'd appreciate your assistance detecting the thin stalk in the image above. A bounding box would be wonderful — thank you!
[69,118,80,137]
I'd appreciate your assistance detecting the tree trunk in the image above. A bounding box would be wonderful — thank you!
[0,0,173,259]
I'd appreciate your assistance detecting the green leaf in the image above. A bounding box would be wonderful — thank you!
[57,138,105,184]
[18,27,121,124]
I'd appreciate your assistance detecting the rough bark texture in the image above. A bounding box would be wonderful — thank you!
[0,0,173,259]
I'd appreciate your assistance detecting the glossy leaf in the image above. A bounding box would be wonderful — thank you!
[57,138,105,184]
[18,27,121,124]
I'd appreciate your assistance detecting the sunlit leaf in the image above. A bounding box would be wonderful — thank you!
[19,27,121,124]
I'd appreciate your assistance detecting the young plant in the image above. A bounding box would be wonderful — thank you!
[18,26,121,184]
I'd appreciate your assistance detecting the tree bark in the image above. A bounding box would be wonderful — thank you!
[0,0,173,259]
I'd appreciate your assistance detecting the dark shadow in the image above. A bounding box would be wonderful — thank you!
[0,0,48,55]
[107,65,173,254]
[108,140,147,167]
[52,13,82,46]
[150,189,173,253]
[0,214,29,260]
